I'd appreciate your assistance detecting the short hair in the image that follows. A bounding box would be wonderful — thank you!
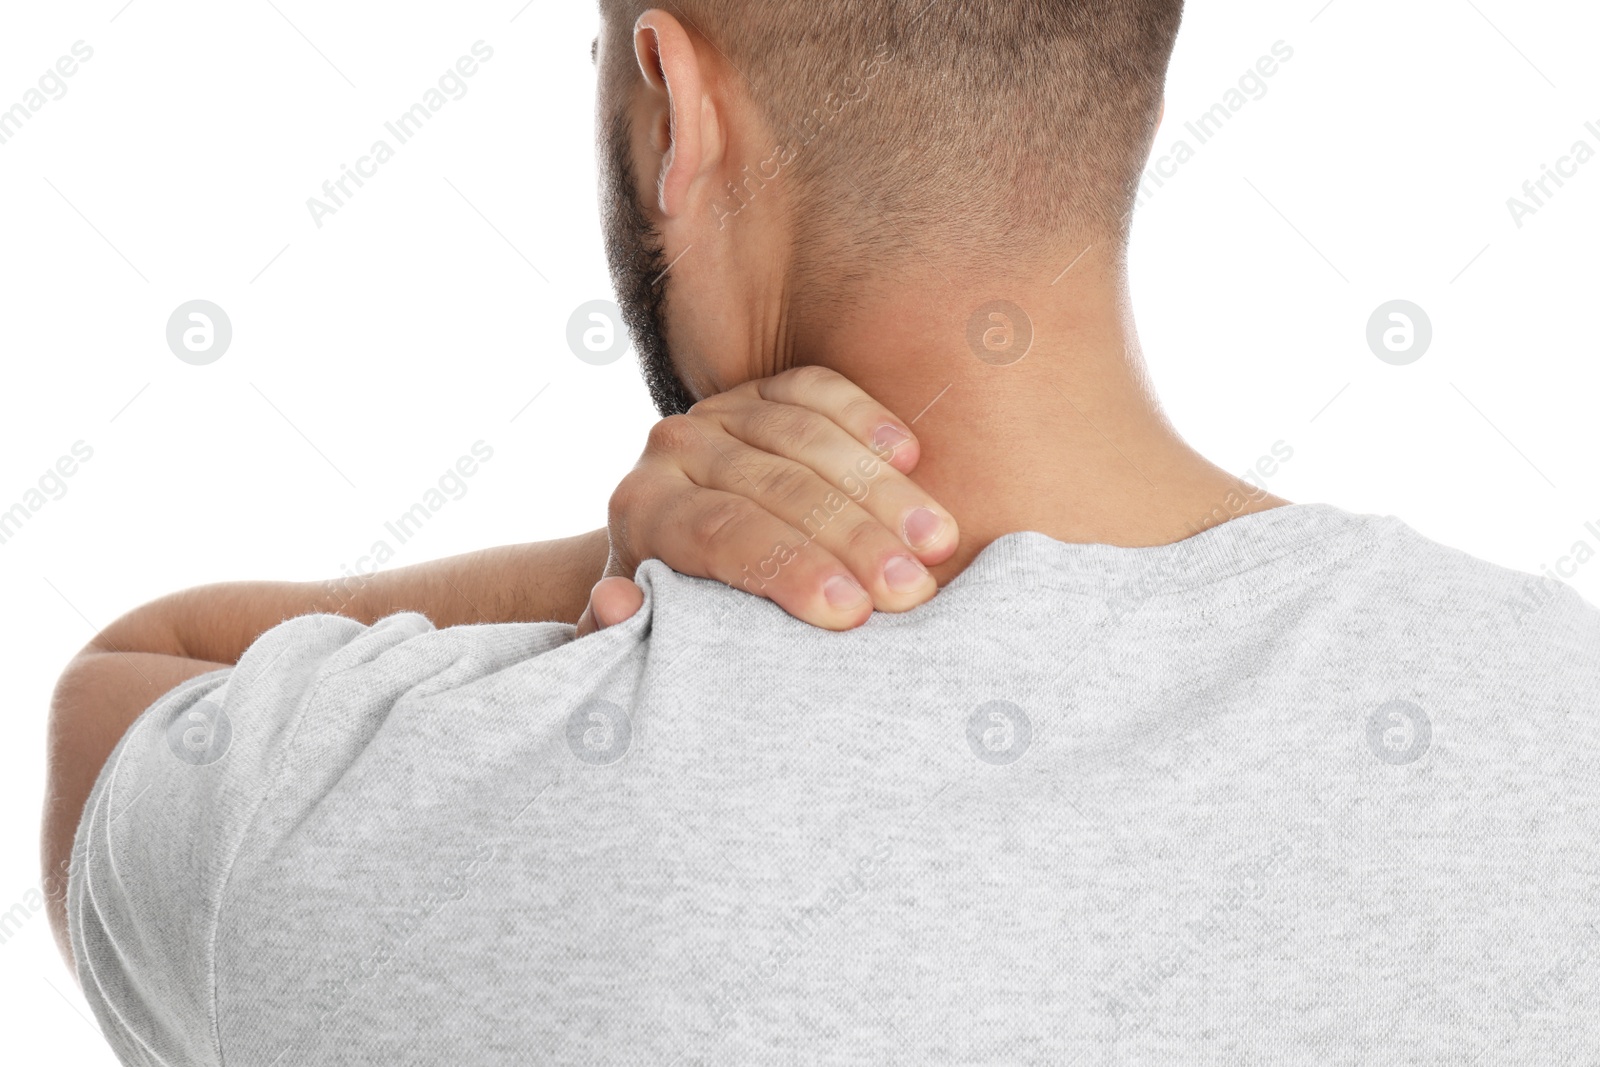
[603,0,1183,268]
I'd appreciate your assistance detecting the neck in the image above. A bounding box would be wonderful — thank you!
[783,245,1289,583]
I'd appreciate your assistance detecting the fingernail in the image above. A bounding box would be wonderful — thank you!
[904,507,944,549]
[872,424,910,456]
[824,574,869,610]
[883,555,929,594]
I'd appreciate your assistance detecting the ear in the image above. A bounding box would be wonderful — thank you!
[632,10,718,218]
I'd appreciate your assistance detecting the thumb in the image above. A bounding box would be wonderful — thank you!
[575,576,645,638]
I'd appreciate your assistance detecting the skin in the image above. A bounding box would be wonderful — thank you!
[592,8,1289,585]
[41,7,1287,978]
[40,369,956,973]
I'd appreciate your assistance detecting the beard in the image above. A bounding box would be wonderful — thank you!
[599,112,699,418]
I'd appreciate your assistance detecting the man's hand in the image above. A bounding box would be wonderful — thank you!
[578,366,959,634]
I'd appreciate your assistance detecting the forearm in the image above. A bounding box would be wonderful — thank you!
[307,529,610,637]
[90,528,610,666]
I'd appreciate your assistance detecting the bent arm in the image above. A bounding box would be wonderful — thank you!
[89,529,610,666]
[41,528,609,975]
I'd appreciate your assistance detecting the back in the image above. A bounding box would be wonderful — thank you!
[70,503,1600,1065]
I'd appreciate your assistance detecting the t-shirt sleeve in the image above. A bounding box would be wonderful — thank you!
[66,611,437,1067]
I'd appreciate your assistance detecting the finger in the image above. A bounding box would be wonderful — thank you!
[672,430,939,613]
[646,483,875,630]
[746,365,922,474]
[709,399,958,565]
[593,577,643,628]
[575,577,644,637]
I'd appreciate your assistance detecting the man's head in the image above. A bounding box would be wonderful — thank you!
[594,1,1184,415]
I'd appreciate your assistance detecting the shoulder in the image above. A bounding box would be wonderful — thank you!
[1316,513,1600,711]
[65,609,611,1062]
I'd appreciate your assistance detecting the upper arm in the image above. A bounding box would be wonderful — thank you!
[42,648,229,975]
[45,609,444,1065]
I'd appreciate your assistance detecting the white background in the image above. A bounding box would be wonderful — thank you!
[1,0,1595,1059]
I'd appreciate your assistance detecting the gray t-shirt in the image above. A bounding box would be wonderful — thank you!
[69,503,1600,1065]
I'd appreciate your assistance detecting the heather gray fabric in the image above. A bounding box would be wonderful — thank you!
[69,503,1600,1065]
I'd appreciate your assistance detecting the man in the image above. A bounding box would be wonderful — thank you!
[45,2,1600,1064]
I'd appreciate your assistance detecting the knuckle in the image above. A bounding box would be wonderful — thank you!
[646,414,701,454]
[605,479,646,549]
[758,462,817,506]
[749,403,827,454]
[721,381,760,404]
[606,479,633,524]
[840,395,884,428]
[839,513,886,556]
[607,469,645,519]
[687,392,727,418]
[690,496,753,553]
[784,364,837,392]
